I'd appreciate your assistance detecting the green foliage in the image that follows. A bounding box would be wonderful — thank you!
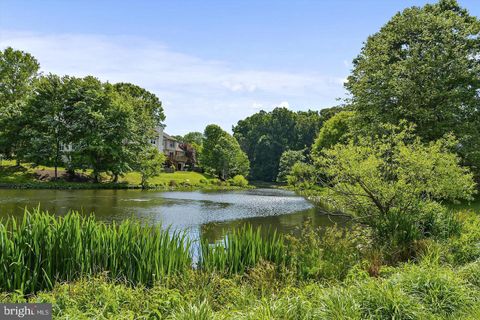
[445,211,480,264]
[390,263,475,317]
[201,125,250,180]
[312,111,354,155]
[276,149,305,183]
[199,225,288,275]
[16,75,165,182]
[353,279,425,319]
[0,208,191,294]
[286,162,317,189]
[135,146,165,188]
[182,132,204,146]
[1,212,480,318]
[459,261,480,289]
[346,0,480,175]
[19,75,69,178]
[227,175,249,187]
[287,222,365,281]
[233,107,325,181]
[316,123,476,258]
[0,47,40,159]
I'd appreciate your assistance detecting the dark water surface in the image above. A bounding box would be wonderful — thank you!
[0,188,346,242]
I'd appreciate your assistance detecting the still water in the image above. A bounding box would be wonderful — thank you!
[0,188,346,242]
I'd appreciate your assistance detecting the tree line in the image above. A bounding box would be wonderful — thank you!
[250,0,479,259]
[0,47,250,184]
[233,0,480,185]
[0,48,165,183]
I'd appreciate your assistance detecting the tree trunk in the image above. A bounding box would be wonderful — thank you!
[94,172,100,183]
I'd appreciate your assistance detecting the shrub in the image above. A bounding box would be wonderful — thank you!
[316,123,476,261]
[228,175,249,187]
[210,178,223,186]
[169,179,178,187]
[286,162,316,189]
[288,221,367,281]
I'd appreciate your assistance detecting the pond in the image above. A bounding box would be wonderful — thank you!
[0,188,346,242]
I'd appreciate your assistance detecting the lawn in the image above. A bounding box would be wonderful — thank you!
[121,170,209,186]
[0,160,214,188]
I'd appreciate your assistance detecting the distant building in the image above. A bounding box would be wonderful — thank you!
[151,125,187,171]
[61,125,188,171]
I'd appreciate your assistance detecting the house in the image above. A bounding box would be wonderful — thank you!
[151,125,187,171]
[61,125,188,171]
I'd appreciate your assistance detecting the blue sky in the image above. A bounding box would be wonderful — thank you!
[1,0,479,135]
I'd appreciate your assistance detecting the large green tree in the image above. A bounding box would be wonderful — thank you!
[346,0,480,174]
[201,124,249,180]
[0,47,39,160]
[20,75,69,178]
[233,107,324,181]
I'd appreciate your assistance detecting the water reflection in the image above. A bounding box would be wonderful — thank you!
[0,188,346,242]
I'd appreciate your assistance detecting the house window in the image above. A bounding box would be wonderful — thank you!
[169,152,174,157]
[170,142,175,148]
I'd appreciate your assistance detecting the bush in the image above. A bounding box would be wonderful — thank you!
[228,175,249,187]
[199,178,209,184]
[316,124,476,261]
[287,221,367,281]
[286,162,316,189]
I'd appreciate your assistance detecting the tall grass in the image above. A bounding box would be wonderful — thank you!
[0,208,191,293]
[199,225,288,274]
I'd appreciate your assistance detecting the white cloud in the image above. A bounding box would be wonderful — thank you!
[0,30,347,134]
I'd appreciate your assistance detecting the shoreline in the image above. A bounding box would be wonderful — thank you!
[0,182,254,191]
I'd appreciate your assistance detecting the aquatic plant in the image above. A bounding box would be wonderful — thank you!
[0,208,191,293]
[199,225,288,275]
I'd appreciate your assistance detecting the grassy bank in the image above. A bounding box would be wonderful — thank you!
[0,161,251,190]
[2,260,479,319]
[0,209,479,318]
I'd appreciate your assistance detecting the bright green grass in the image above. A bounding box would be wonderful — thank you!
[121,171,209,186]
[0,160,214,187]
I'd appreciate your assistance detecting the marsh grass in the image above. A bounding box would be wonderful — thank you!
[199,225,288,275]
[0,208,191,294]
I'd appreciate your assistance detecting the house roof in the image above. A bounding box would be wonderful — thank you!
[162,132,177,141]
